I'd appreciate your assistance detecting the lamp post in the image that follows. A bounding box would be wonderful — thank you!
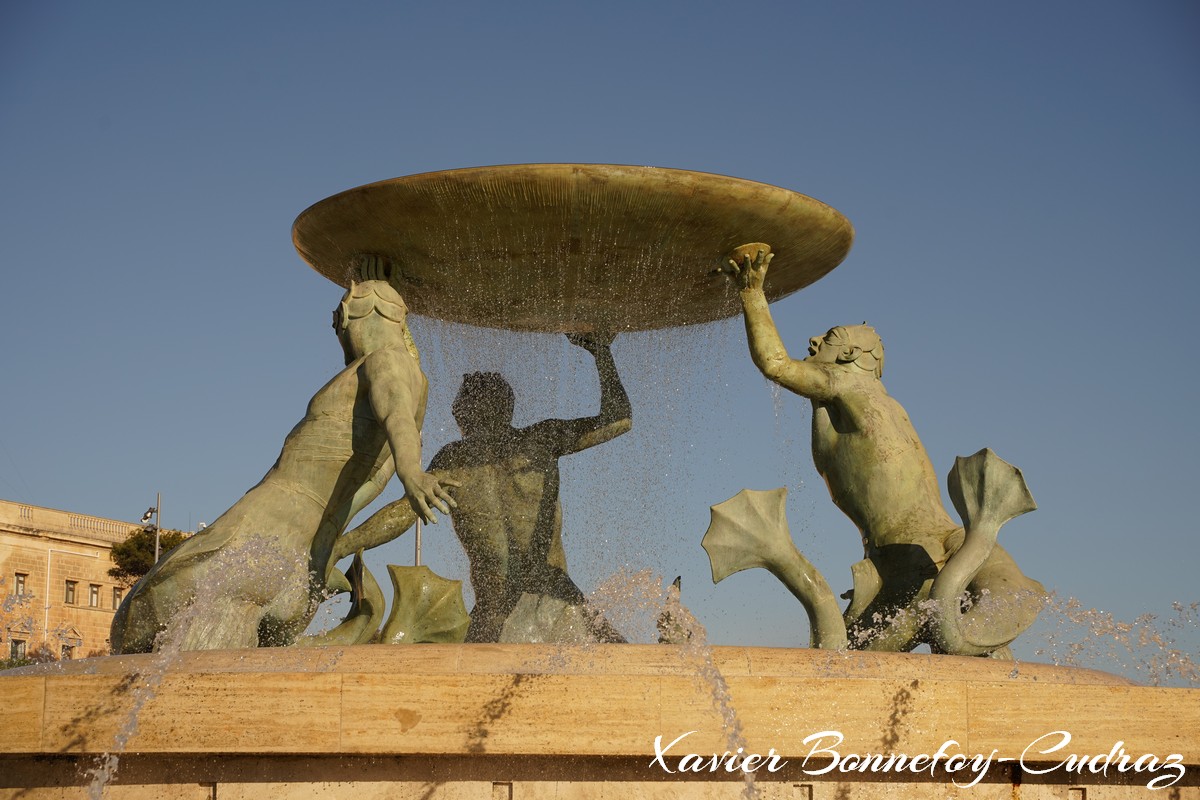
[141,492,162,562]
[139,494,162,563]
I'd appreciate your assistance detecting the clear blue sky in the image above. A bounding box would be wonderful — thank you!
[2,2,1197,683]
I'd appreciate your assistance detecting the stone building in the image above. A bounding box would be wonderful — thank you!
[0,498,137,660]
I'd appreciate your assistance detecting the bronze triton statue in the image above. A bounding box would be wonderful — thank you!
[703,245,1047,657]
[111,256,457,653]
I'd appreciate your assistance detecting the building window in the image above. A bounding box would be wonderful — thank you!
[113,587,124,608]
[61,644,75,660]
[64,580,77,605]
[14,573,26,596]
[10,639,26,660]
[89,584,100,608]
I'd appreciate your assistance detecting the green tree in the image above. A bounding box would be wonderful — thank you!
[108,527,190,586]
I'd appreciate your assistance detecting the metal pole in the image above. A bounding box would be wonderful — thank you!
[153,491,161,562]
[415,431,423,567]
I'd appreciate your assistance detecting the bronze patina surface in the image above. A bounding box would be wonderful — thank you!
[292,164,854,332]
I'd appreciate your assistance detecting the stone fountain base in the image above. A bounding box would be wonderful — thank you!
[2,644,1196,798]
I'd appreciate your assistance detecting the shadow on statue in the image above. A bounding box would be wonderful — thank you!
[427,332,631,643]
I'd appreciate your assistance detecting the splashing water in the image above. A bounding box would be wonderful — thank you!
[355,313,751,631]
[1034,594,1199,687]
[839,591,1199,685]
[589,568,760,800]
[84,535,306,797]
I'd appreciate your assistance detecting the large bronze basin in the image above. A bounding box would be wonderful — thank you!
[293,164,854,332]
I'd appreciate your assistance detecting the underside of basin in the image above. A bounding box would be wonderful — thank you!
[292,164,854,332]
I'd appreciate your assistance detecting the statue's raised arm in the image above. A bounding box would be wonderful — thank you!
[727,245,837,402]
[552,331,632,455]
[343,255,457,525]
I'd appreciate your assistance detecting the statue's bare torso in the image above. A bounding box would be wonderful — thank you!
[811,378,960,560]
[427,334,631,643]
[432,425,573,639]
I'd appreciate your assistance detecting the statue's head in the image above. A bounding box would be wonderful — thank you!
[332,279,415,364]
[452,372,516,434]
[807,324,884,378]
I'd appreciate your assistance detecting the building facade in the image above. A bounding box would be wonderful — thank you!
[0,498,137,660]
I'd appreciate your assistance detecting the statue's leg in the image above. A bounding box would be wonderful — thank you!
[113,563,205,653]
[846,587,927,652]
[842,558,883,622]
[511,563,628,642]
[932,449,1041,656]
[110,591,163,654]
[295,552,386,647]
[465,586,521,643]
[537,563,627,644]
[582,605,627,644]
[174,597,266,651]
[850,607,924,652]
[844,545,938,652]
[961,544,1048,647]
[133,560,264,651]
[702,488,848,649]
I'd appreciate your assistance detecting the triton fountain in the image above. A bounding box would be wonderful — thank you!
[0,165,1195,799]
